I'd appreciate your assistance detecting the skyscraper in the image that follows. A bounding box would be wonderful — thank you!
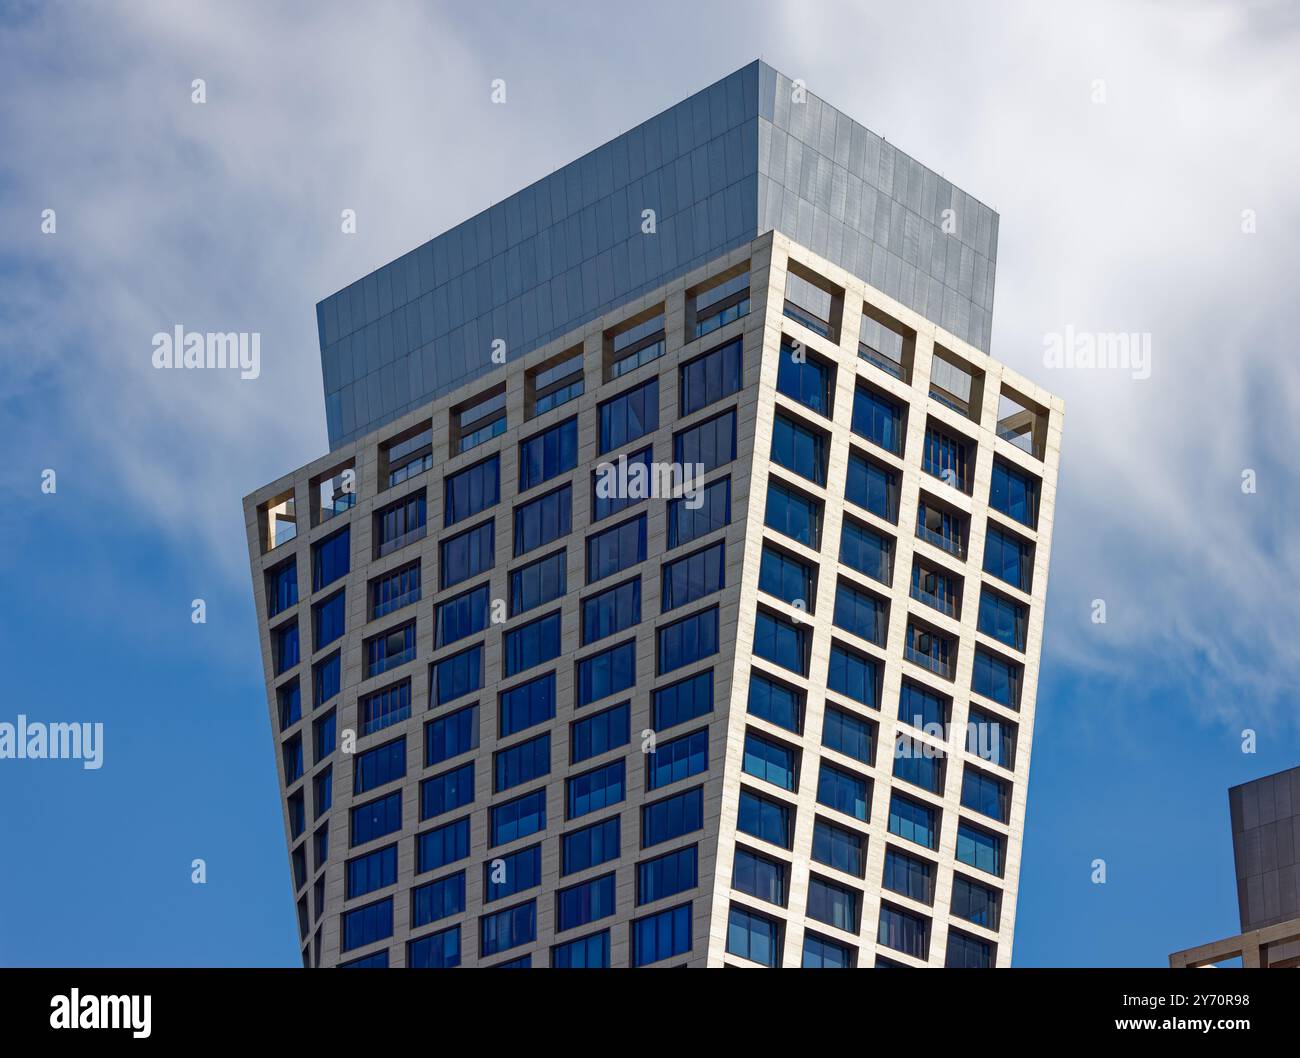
[1170,766,1300,969]
[244,61,1062,968]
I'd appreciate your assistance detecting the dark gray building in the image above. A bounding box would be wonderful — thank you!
[1171,765,1300,968]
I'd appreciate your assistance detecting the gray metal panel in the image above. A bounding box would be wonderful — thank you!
[320,59,999,448]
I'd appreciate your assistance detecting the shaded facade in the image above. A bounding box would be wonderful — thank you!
[1171,765,1300,968]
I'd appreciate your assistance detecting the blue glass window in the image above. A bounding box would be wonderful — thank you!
[509,550,567,616]
[365,619,416,677]
[556,872,617,931]
[884,848,935,904]
[961,768,1011,823]
[812,818,865,876]
[408,927,460,968]
[312,527,350,592]
[693,270,749,337]
[657,606,719,674]
[421,761,474,819]
[499,672,556,738]
[946,929,994,968]
[732,846,787,906]
[425,703,478,766]
[562,816,620,876]
[432,643,482,706]
[952,875,1002,930]
[314,709,336,762]
[764,480,821,547]
[582,578,641,644]
[894,734,944,793]
[668,477,730,549]
[990,459,1040,528]
[312,590,346,651]
[577,640,636,706]
[266,558,298,619]
[899,680,949,731]
[632,903,692,966]
[641,787,703,847]
[758,546,814,609]
[983,526,1033,591]
[661,542,724,611]
[353,737,405,795]
[369,560,421,620]
[513,485,572,557]
[777,338,832,416]
[822,706,874,764]
[674,409,736,473]
[591,446,652,522]
[972,647,1022,709]
[978,588,1028,651]
[817,763,870,820]
[770,413,828,485]
[878,903,929,959]
[313,651,340,707]
[340,950,389,969]
[518,417,578,491]
[314,768,333,818]
[807,875,860,933]
[277,679,301,731]
[411,872,466,927]
[752,610,807,675]
[552,931,611,968]
[851,385,904,455]
[888,793,938,850]
[726,905,781,966]
[648,728,708,790]
[956,822,1005,875]
[638,844,698,905]
[503,610,562,677]
[359,680,410,737]
[350,791,400,846]
[827,642,879,708]
[845,452,899,522]
[341,897,393,952]
[840,519,893,584]
[680,336,742,415]
[435,582,489,648]
[570,701,631,764]
[346,845,397,899]
[484,844,542,903]
[599,378,659,454]
[444,456,500,528]
[417,817,471,872]
[491,789,546,847]
[968,707,1017,770]
[440,520,494,590]
[480,901,537,957]
[374,491,426,557]
[832,581,888,646]
[273,620,299,676]
[737,789,792,849]
[923,426,973,493]
[567,759,626,820]
[586,514,646,583]
[803,933,855,968]
[653,670,713,730]
[747,672,802,733]
[743,731,797,791]
[494,733,550,793]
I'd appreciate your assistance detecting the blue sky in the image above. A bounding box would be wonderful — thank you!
[1,0,1297,966]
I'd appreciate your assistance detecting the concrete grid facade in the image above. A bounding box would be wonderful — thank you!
[244,227,1062,969]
